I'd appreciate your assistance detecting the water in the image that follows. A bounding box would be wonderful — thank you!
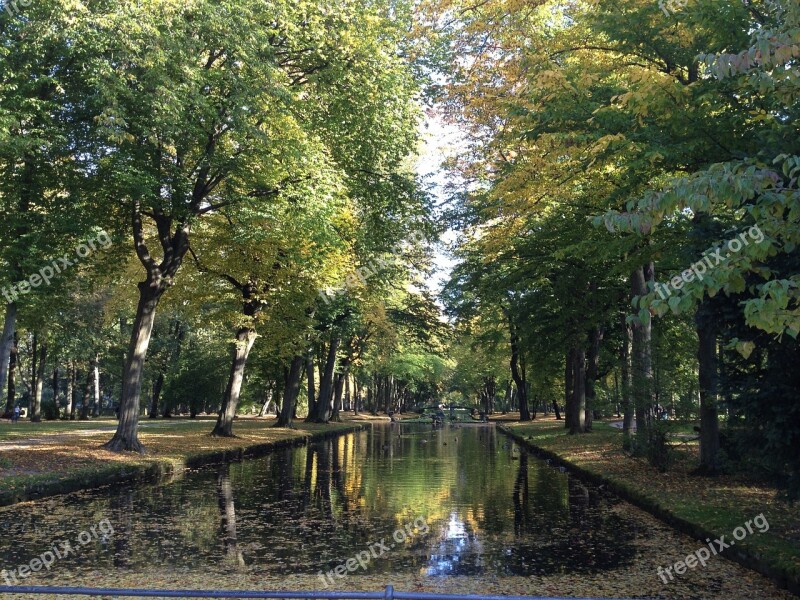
[0,424,639,580]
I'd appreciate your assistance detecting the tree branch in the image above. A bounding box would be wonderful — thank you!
[132,199,156,273]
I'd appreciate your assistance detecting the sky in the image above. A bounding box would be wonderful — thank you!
[415,112,464,297]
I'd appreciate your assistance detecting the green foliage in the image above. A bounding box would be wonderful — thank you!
[0,0,439,434]
[429,0,799,490]
[161,330,229,416]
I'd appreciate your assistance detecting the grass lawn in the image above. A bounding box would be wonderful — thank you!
[499,416,800,592]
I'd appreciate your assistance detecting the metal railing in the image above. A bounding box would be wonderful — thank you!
[0,584,633,600]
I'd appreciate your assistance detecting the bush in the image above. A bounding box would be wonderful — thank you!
[41,400,60,421]
[645,421,673,472]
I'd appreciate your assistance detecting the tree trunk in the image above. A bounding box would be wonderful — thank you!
[502,380,511,414]
[330,373,343,422]
[331,359,351,422]
[696,303,720,474]
[149,372,164,418]
[92,355,101,416]
[305,355,316,419]
[383,374,393,414]
[258,384,274,417]
[103,283,163,453]
[552,399,561,420]
[31,335,46,422]
[483,376,496,415]
[51,367,60,418]
[585,327,603,432]
[313,338,340,423]
[567,347,586,434]
[631,265,655,451]
[368,375,376,415]
[276,355,304,427]
[273,383,283,419]
[66,361,75,421]
[212,326,258,437]
[30,332,38,421]
[151,319,185,419]
[564,348,574,429]
[509,317,530,421]
[80,359,94,420]
[0,303,16,418]
[7,331,18,418]
[621,315,634,449]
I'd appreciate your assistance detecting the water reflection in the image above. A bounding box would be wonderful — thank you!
[111,488,134,569]
[217,464,244,568]
[0,424,639,580]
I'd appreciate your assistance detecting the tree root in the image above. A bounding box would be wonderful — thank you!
[210,427,238,438]
[102,434,146,454]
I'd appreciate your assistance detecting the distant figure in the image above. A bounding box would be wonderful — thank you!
[12,405,20,423]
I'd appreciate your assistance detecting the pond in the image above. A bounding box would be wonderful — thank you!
[0,424,793,599]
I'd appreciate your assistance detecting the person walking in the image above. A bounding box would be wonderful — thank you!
[12,405,20,423]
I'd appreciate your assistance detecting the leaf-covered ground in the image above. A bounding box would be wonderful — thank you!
[503,416,800,595]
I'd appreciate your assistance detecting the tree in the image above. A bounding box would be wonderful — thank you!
[61,0,423,451]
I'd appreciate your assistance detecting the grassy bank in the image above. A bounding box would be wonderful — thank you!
[0,416,375,507]
[498,417,800,595]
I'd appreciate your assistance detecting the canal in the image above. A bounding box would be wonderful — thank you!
[0,423,792,599]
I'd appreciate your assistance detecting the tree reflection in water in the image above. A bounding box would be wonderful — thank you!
[0,424,641,579]
[217,464,245,568]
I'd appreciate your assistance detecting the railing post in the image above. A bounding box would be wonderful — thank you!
[385,585,395,600]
